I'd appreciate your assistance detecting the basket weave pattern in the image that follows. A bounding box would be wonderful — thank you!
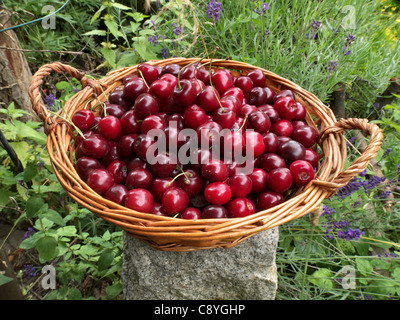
[28,58,383,251]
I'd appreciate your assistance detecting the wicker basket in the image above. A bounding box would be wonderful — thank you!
[28,58,383,251]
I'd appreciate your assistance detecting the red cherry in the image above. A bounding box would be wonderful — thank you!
[262,132,279,154]
[259,153,286,172]
[86,168,114,195]
[211,69,234,95]
[201,159,229,182]
[226,198,256,218]
[176,169,203,198]
[213,107,236,129]
[125,167,153,189]
[151,203,168,216]
[228,174,253,198]
[122,77,148,102]
[304,148,319,168]
[106,103,126,118]
[247,69,266,87]
[270,119,294,137]
[273,96,298,121]
[247,110,271,134]
[196,121,222,147]
[106,160,128,184]
[122,74,138,85]
[273,89,295,103]
[234,76,253,96]
[120,110,141,134]
[104,183,128,205]
[127,157,150,172]
[257,191,284,210]
[137,63,160,85]
[261,106,279,123]
[97,115,122,141]
[202,205,228,219]
[148,78,175,106]
[161,63,181,77]
[267,167,293,194]
[277,139,306,163]
[183,104,207,129]
[204,182,232,205]
[140,114,166,134]
[171,79,197,111]
[150,177,176,202]
[134,93,159,119]
[290,160,315,186]
[150,152,178,178]
[239,104,258,117]
[291,125,319,148]
[223,130,244,160]
[190,148,214,172]
[161,187,189,216]
[243,131,265,158]
[81,134,110,159]
[76,156,103,181]
[181,207,202,220]
[100,141,121,166]
[222,87,244,104]
[196,85,221,112]
[293,102,306,120]
[72,110,95,131]
[248,168,269,193]
[124,188,154,213]
[248,87,268,106]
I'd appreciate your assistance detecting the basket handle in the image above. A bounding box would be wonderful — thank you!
[28,62,102,132]
[313,118,384,195]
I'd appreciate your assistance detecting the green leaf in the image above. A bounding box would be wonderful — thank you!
[309,268,333,290]
[112,2,131,10]
[9,141,30,167]
[0,274,14,286]
[101,47,116,67]
[106,282,123,299]
[57,226,77,237]
[356,258,373,276]
[104,19,124,39]
[134,42,157,61]
[82,29,107,37]
[26,196,45,219]
[23,163,38,182]
[98,248,115,271]
[45,209,66,227]
[36,236,57,261]
[90,4,106,24]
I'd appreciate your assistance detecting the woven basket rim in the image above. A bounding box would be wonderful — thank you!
[28,58,384,251]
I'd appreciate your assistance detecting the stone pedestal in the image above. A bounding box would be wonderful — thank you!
[122,227,279,300]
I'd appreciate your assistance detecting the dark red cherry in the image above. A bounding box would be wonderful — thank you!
[137,63,160,85]
[72,109,95,131]
[122,74,138,85]
[259,153,287,172]
[190,148,214,171]
[228,174,253,198]
[257,191,284,210]
[304,148,319,168]
[124,188,154,213]
[166,113,185,130]
[150,177,176,202]
[261,106,279,123]
[100,141,121,166]
[262,132,279,154]
[181,207,202,220]
[120,109,141,134]
[213,107,236,129]
[104,183,128,205]
[248,168,269,193]
[132,134,156,160]
[184,104,207,129]
[176,169,203,198]
[76,156,103,181]
[86,168,114,195]
[267,167,293,194]
[202,205,228,219]
[161,187,189,216]
[133,93,159,119]
[201,159,229,182]
[248,87,268,106]
[196,121,222,147]
[272,89,295,103]
[211,69,234,95]
[125,167,153,189]
[106,160,128,184]
[161,63,181,77]
[97,115,122,141]
[247,110,271,134]
[171,79,197,110]
[222,87,244,104]
[277,139,306,163]
[105,103,126,118]
[148,78,175,106]
[226,198,256,218]
[293,102,307,120]
[291,125,319,148]
[204,182,232,205]
[247,69,266,87]
[223,130,244,160]
[234,76,253,96]
[196,85,221,112]
[151,203,168,216]
[140,114,166,134]
[239,104,258,117]
[243,131,265,158]
[127,157,150,172]
[122,77,148,102]
[150,152,178,178]
[81,134,110,159]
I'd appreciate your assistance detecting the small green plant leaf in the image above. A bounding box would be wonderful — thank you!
[26,196,45,219]
[36,236,57,261]
[98,248,115,271]
[0,274,14,286]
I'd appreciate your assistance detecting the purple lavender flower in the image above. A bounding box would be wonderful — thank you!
[148,35,159,46]
[345,33,356,46]
[321,205,336,216]
[382,148,392,159]
[22,227,35,240]
[311,19,322,30]
[207,0,222,22]
[264,29,270,39]
[254,3,269,15]
[161,47,168,59]
[24,264,37,278]
[45,94,56,109]
[172,23,182,36]
[37,156,45,168]
[337,228,364,241]
[328,60,338,73]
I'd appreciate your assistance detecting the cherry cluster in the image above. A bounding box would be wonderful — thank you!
[71,62,320,219]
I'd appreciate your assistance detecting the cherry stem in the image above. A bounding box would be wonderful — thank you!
[138,69,150,89]
[204,50,224,112]
[236,114,248,133]
[48,108,85,139]
[177,58,204,90]
[166,169,192,187]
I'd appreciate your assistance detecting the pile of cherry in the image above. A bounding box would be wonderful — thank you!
[71,62,320,219]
